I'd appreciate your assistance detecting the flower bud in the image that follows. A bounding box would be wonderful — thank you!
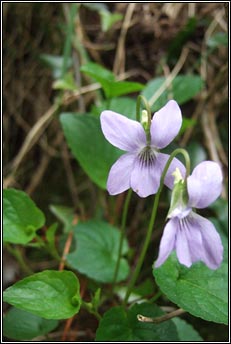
[167,168,190,219]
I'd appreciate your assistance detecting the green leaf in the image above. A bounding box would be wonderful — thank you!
[186,142,207,169]
[100,10,122,32]
[45,223,60,260]
[60,113,122,189]
[82,3,108,12]
[3,270,81,319]
[3,307,59,340]
[80,62,115,82]
[92,97,137,119]
[39,54,72,79]
[172,317,203,341]
[207,32,228,49]
[53,72,77,91]
[167,17,197,63]
[153,254,228,324]
[80,62,144,98]
[142,75,204,111]
[107,80,144,98]
[66,220,129,283]
[179,118,197,136]
[209,198,228,234]
[3,188,45,244]
[49,204,76,232]
[95,303,179,341]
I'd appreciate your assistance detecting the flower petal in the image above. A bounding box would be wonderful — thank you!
[181,215,204,263]
[155,218,177,268]
[107,153,135,195]
[187,161,223,208]
[189,213,223,269]
[150,100,182,149]
[176,221,193,267]
[130,158,161,197]
[156,153,186,189]
[100,110,146,152]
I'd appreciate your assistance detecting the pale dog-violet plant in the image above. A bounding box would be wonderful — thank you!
[100,96,224,305]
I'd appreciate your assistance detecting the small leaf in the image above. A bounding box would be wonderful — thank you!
[95,303,179,341]
[3,270,81,319]
[66,220,129,283]
[80,62,115,82]
[80,62,144,98]
[186,142,207,169]
[172,318,203,341]
[82,3,108,12]
[107,80,144,98]
[53,72,77,91]
[91,97,137,120]
[60,113,122,189]
[167,17,197,63]
[3,307,59,340]
[207,32,228,49]
[179,118,197,136]
[142,75,204,111]
[209,198,228,234]
[49,204,76,232]
[153,254,228,324]
[39,54,72,79]
[100,10,122,32]
[3,188,45,244]
[45,223,60,260]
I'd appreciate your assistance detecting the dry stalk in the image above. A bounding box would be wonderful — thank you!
[148,46,189,107]
[113,3,136,76]
[137,308,185,324]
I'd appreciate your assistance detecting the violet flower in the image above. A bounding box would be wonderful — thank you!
[155,161,223,270]
[100,100,185,197]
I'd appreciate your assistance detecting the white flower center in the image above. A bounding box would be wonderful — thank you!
[138,146,157,167]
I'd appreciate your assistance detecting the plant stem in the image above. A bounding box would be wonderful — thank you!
[136,95,151,122]
[62,3,78,77]
[123,186,161,305]
[6,244,33,275]
[112,189,132,288]
[137,308,185,323]
[81,301,102,321]
[123,148,191,305]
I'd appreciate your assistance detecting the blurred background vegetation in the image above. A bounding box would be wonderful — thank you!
[3,2,228,341]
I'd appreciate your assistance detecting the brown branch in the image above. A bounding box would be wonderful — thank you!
[113,3,136,75]
[137,308,185,324]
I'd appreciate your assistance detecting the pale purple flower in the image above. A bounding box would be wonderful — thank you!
[155,161,223,270]
[100,100,185,197]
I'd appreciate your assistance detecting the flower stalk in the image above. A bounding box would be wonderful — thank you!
[123,148,191,305]
[112,188,132,288]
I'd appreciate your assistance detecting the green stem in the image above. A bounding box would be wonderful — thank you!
[149,290,162,303]
[123,148,190,305]
[136,95,152,144]
[112,189,132,288]
[62,4,78,77]
[81,301,102,321]
[136,95,151,122]
[6,244,33,275]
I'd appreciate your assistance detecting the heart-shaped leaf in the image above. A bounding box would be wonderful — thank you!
[3,307,59,340]
[3,188,45,244]
[153,254,228,324]
[67,220,129,283]
[95,303,179,341]
[60,113,123,189]
[3,270,81,319]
